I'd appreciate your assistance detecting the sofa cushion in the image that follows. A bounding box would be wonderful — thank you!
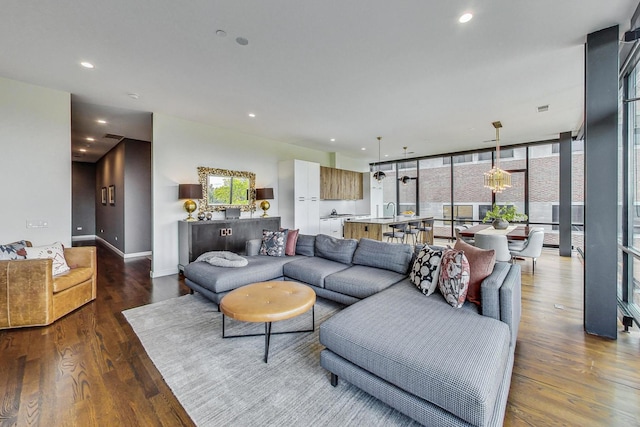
[53,267,93,293]
[283,257,350,288]
[314,234,358,265]
[324,265,405,299]
[295,234,316,257]
[454,239,496,306]
[319,279,511,427]
[25,242,70,276]
[438,249,470,308]
[259,230,288,257]
[184,255,299,294]
[410,245,444,296]
[352,238,413,274]
[0,240,29,260]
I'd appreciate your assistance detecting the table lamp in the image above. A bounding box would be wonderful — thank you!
[255,188,274,217]
[178,184,203,221]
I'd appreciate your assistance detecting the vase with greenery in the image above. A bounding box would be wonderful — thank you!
[482,204,528,230]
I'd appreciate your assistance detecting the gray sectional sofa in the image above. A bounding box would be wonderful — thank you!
[183,233,521,426]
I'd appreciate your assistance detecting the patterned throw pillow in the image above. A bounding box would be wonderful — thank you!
[25,242,70,276]
[0,240,29,260]
[438,249,471,308]
[259,230,288,257]
[410,246,444,296]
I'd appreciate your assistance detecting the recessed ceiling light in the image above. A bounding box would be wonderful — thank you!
[97,119,107,124]
[236,37,249,46]
[248,113,256,118]
[86,137,95,142]
[128,93,140,100]
[384,154,389,157]
[361,147,366,151]
[216,30,227,37]
[459,13,473,23]
[80,61,94,69]
[79,149,87,152]
[330,138,336,142]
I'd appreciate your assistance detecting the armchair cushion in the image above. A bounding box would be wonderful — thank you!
[53,267,93,293]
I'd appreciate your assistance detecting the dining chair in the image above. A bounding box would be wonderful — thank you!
[473,234,511,262]
[509,229,545,273]
[455,225,474,245]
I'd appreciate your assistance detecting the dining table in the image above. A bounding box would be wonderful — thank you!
[458,224,530,241]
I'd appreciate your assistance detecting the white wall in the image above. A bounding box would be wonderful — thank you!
[151,113,335,277]
[0,77,71,246]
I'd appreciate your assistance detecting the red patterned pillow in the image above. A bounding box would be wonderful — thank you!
[454,239,496,306]
[438,249,470,308]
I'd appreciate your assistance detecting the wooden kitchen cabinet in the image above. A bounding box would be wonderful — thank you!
[320,166,363,200]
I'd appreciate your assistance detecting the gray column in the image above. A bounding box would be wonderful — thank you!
[584,26,619,339]
[558,131,572,257]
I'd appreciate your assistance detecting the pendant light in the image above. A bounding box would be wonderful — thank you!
[399,146,411,185]
[483,121,512,193]
[373,136,386,181]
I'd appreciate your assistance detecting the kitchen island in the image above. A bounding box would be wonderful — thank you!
[343,216,434,244]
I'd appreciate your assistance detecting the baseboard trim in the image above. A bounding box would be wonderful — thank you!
[95,237,151,259]
[150,268,179,278]
[72,234,97,241]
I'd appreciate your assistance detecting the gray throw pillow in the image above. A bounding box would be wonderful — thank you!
[352,238,414,274]
[314,234,358,265]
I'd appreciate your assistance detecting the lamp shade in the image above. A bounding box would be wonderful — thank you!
[255,188,274,200]
[178,184,203,200]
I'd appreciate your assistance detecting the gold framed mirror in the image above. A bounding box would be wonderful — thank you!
[197,166,256,213]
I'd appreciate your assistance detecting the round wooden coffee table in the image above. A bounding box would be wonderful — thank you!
[219,281,316,363]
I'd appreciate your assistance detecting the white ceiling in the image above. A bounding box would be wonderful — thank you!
[0,1,637,163]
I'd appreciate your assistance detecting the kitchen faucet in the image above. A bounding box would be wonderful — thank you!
[386,202,396,217]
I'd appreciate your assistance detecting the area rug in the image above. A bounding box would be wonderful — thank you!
[123,293,419,426]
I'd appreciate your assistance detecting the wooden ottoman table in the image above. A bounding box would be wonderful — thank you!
[219,281,316,363]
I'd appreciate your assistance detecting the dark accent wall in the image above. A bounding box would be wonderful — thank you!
[584,25,619,339]
[96,138,151,254]
[72,162,96,237]
[124,139,152,254]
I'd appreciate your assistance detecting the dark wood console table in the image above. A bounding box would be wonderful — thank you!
[178,217,281,271]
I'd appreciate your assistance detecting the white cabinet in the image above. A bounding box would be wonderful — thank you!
[279,160,320,235]
[320,217,342,238]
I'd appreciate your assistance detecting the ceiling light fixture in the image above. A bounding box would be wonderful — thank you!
[459,13,473,23]
[216,30,227,37]
[483,121,512,193]
[398,146,414,185]
[80,61,94,69]
[248,113,256,118]
[128,93,140,100]
[86,137,95,142]
[330,138,336,142]
[361,147,366,151]
[373,136,386,182]
[79,149,87,153]
[97,119,107,124]
[236,37,249,46]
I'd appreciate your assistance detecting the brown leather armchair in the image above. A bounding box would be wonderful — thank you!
[0,245,97,329]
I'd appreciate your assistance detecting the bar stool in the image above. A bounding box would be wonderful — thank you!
[417,219,434,245]
[405,221,420,245]
[383,223,406,243]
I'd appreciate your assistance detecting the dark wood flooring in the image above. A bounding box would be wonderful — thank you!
[0,240,638,426]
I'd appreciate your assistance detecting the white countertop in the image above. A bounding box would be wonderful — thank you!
[344,215,432,225]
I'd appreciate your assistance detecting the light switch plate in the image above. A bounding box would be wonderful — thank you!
[26,219,49,228]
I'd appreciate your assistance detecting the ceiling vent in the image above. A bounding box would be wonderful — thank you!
[104,133,124,140]
[537,105,549,113]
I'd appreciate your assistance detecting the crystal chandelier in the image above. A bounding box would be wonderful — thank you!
[483,121,511,193]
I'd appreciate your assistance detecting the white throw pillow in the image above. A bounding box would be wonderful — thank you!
[25,242,70,276]
[410,246,444,296]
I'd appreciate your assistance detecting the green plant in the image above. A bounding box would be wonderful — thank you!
[482,204,528,223]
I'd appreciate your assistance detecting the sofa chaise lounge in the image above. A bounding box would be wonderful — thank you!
[183,233,521,426]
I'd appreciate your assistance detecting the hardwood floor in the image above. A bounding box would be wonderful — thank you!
[0,240,638,426]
